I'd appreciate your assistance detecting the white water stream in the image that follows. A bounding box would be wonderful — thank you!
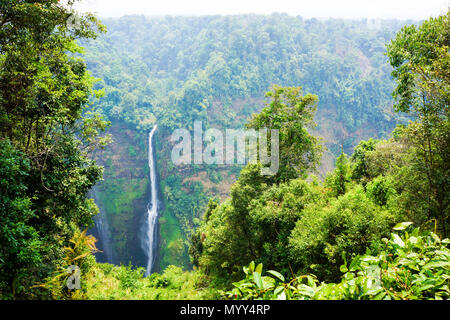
[142,125,159,276]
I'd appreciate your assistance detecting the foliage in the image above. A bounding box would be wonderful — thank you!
[0,140,42,299]
[84,14,404,138]
[83,15,409,270]
[196,163,269,280]
[365,175,398,207]
[82,263,217,300]
[224,224,450,300]
[1,3,448,302]
[289,186,396,282]
[325,152,352,197]
[386,13,449,115]
[194,163,400,284]
[248,178,324,275]
[246,85,323,182]
[191,13,450,291]
[386,12,449,236]
[38,230,99,300]
[0,0,108,299]
[350,138,378,183]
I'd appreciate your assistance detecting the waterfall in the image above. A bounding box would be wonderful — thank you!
[142,124,159,276]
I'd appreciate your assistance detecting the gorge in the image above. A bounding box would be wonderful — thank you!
[82,14,412,272]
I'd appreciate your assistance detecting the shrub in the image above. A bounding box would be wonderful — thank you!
[288,186,395,281]
[224,223,450,300]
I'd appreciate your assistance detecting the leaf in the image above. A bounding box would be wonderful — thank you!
[262,277,275,290]
[408,236,419,246]
[341,252,347,266]
[349,256,361,271]
[267,270,285,282]
[422,261,450,270]
[391,233,405,247]
[297,284,315,297]
[393,222,413,231]
[274,286,284,296]
[243,266,249,275]
[249,261,255,273]
[306,275,316,288]
[255,263,263,274]
[374,291,387,300]
[253,272,263,289]
[340,264,348,273]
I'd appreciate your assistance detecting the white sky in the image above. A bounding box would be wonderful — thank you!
[74,0,449,19]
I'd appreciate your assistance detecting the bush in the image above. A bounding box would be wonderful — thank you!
[224,223,450,300]
[288,186,396,281]
[366,175,397,207]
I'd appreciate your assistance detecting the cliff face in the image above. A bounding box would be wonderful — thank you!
[90,120,150,267]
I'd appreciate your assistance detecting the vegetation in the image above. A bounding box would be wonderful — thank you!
[188,12,449,298]
[83,14,407,135]
[81,15,412,270]
[0,0,108,299]
[82,264,217,300]
[224,224,450,300]
[0,1,448,301]
[386,14,449,237]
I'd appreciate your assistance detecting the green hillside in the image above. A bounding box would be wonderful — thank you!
[81,15,412,270]
[0,0,447,301]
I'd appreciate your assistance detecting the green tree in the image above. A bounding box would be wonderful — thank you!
[198,163,268,281]
[246,85,323,183]
[386,13,449,236]
[0,0,108,298]
[350,138,378,184]
[0,141,42,299]
[289,186,396,282]
[248,177,324,275]
[326,151,351,197]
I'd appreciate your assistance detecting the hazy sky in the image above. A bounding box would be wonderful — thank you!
[74,0,448,19]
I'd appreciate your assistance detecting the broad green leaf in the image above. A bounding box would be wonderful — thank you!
[243,266,249,275]
[253,272,263,289]
[392,233,405,247]
[423,261,450,270]
[255,263,263,274]
[306,275,316,288]
[274,286,284,296]
[267,270,285,282]
[393,222,413,231]
[349,256,361,271]
[374,291,387,300]
[249,261,255,273]
[408,236,419,246]
[297,284,315,297]
[262,277,275,290]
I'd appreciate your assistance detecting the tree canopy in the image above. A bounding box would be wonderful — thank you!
[0,0,108,298]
